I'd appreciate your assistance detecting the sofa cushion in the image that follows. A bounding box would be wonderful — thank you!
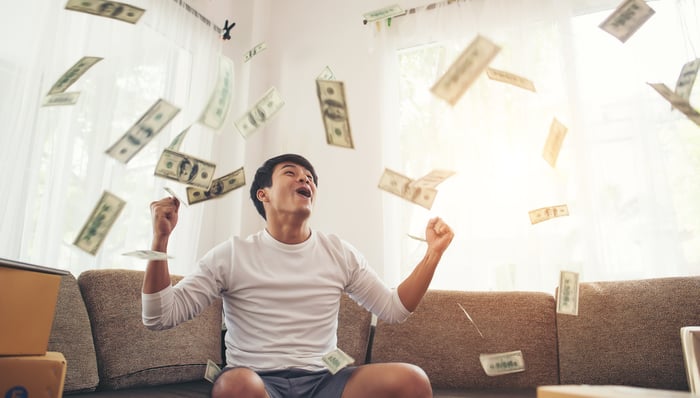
[557,276,700,390]
[337,293,373,365]
[371,290,559,390]
[48,273,100,393]
[78,269,222,390]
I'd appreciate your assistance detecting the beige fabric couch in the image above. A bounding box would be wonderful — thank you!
[49,269,699,397]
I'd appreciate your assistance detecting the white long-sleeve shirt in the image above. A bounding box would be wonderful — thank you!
[142,229,410,371]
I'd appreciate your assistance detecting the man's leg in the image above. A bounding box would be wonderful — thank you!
[211,367,270,398]
[341,362,432,398]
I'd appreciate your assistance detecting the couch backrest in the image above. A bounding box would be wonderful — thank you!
[77,269,222,390]
[371,290,559,390]
[557,276,700,391]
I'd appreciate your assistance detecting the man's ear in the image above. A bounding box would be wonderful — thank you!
[256,188,268,202]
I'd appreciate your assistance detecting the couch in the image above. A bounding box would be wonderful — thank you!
[48,269,700,397]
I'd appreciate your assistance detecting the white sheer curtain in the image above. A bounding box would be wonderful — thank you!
[375,0,700,291]
[0,0,226,277]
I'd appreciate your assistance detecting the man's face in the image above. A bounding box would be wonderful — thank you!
[259,162,316,220]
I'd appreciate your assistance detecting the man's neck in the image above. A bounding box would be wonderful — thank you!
[265,218,311,244]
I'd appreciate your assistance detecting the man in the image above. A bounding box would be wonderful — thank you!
[143,153,454,398]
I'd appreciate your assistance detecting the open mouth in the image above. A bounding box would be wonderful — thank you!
[296,188,311,198]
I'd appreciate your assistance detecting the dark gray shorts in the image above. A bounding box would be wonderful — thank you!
[217,366,357,398]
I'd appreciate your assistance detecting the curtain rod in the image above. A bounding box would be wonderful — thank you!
[363,0,466,25]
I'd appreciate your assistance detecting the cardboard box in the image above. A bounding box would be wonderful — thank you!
[0,351,66,398]
[0,257,69,356]
[537,385,696,398]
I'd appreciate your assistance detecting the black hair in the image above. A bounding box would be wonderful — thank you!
[250,153,318,220]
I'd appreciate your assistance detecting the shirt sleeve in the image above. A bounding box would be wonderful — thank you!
[342,241,411,324]
[142,239,231,330]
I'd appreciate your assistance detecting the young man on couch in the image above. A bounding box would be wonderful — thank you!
[142,153,454,398]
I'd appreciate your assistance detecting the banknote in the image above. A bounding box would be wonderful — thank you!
[168,126,190,151]
[598,0,655,43]
[479,350,525,376]
[486,67,536,92]
[200,55,234,131]
[186,167,245,205]
[244,42,267,62]
[528,204,569,225]
[65,0,145,24]
[154,149,216,189]
[235,87,285,138]
[317,66,335,81]
[409,169,456,189]
[431,35,500,106]
[557,270,579,316]
[316,79,354,148]
[457,303,484,338]
[674,59,700,103]
[542,118,568,168]
[648,83,700,127]
[378,168,437,210]
[322,348,354,375]
[204,359,221,383]
[122,250,172,260]
[362,4,405,24]
[105,99,181,163]
[73,191,125,255]
[48,56,103,95]
[163,186,188,207]
[42,92,81,107]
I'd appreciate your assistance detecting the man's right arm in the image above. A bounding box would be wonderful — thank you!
[142,197,179,294]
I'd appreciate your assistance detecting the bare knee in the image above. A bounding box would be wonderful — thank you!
[392,363,432,398]
[211,367,268,398]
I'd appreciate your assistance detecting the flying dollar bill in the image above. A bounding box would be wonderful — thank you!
[244,42,267,62]
[204,359,221,383]
[235,87,285,138]
[362,4,405,24]
[431,35,501,106]
[378,168,438,210]
[122,250,172,260]
[674,59,700,103]
[322,348,354,375]
[186,167,245,205]
[199,55,234,131]
[648,82,700,127]
[479,350,526,376]
[65,0,145,24]
[317,66,335,81]
[486,67,536,92]
[557,270,580,316]
[168,126,190,151]
[163,186,188,207]
[542,118,568,168]
[155,149,216,189]
[73,191,125,255]
[42,92,81,107]
[599,0,655,43]
[48,56,102,95]
[316,79,354,149]
[528,204,569,225]
[457,303,484,338]
[105,99,181,163]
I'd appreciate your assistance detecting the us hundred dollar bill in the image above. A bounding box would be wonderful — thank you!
[557,270,580,316]
[235,87,285,139]
[486,67,536,92]
[648,82,700,127]
[317,66,335,81]
[316,80,354,149]
[598,0,655,43]
[122,250,171,260]
[48,56,103,95]
[244,42,267,62]
[322,348,354,375]
[42,92,81,107]
[105,99,181,163]
[154,149,216,189]
[674,59,700,103]
[528,204,569,225]
[65,0,145,24]
[431,35,501,106]
[479,350,525,376]
[73,191,125,255]
[542,118,568,168]
[362,4,405,24]
[186,167,245,205]
[204,359,222,383]
[200,55,234,131]
[378,168,437,210]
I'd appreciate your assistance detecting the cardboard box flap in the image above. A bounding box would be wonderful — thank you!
[0,257,69,275]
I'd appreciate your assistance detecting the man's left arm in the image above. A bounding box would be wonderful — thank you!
[397,217,454,312]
